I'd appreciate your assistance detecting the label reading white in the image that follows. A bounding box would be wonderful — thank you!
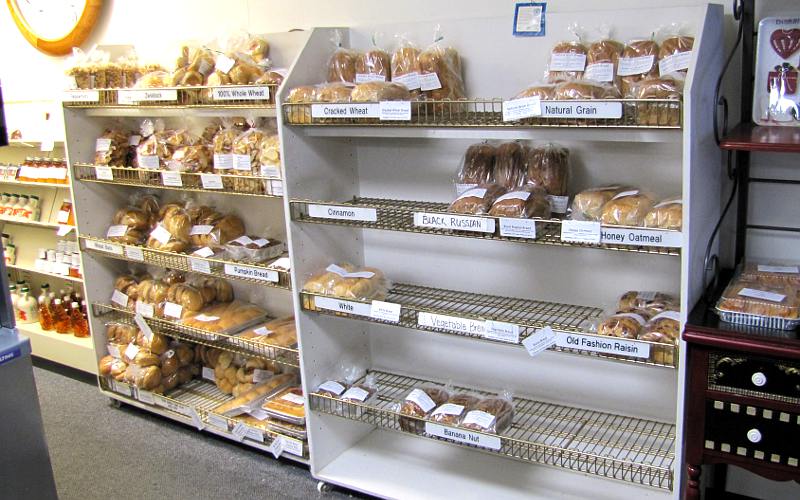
[757,265,799,274]
[738,288,786,303]
[600,227,683,248]
[499,218,537,239]
[224,263,278,283]
[484,320,520,343]
[369,300,401,323]
[213,154,233,170]
[555,332,651,358]
[163,302,183,319]
[311,103,380,119]
[313,296,372,317]
[233,154,251,171]
[135,301,154,318]
[161,171,183,187]
[341,386,369,402]
[95,138,112,152]
[379,100,412,121]
[561,220,601,244]
[85,239,123,255]
[63,90,100,102]
[584,62,615,82]
[111,289,128,307]
[419,72,443,91]
[618,55,655,76]
[540,101,622,119]
[462,410,497,430]
[406,388,436,413]
[212,86,269,100]
[355,73,386,83]
[281,392,305,405]
[106,225,128,238]
[417,312,486,336]
[502,96,543,122]
[150,224,172,244]
[189,258,211,274]
[201,173,223,189]
[95,166,114,180]
[413,212,495,233]
[192,247,215,258]
[190,225,214,236]
[124,342,140,360]
[522,326,557,357]
[318,381,345,395]
[125,246,144,261]
[308,204,377,222]
[549,52,587,72]
[547,195,569,214]
[659,51,692,75]
[393,71,421,91]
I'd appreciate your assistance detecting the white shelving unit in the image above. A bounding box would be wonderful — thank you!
[63,31,311,460]
[279,4,722,498]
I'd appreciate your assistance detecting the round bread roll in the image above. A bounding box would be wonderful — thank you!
[149,333,169,355]
[600,191,655,226]
[644,199,682,230]
[569,186,625,221]
[327,49,357,83]
[356,49,391,79]
[315,83,353,103]
[133,351,160,368]
[177,366,193,385]
[138,366,162,390]
[99,355,115,376]
[161,355,179,377]
[162,373,180,391]
[175,344,194,367]
[113,207,149,230]
[218,378,234,394]
[114,275,138,293]
[287,85,316,103]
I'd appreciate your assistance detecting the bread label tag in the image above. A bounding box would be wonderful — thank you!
[318,381,345,396]
[111,380,132,397]
[584,62,615,82]
[230,235,254,246]
[757,265,799,274]
[107,343,121,359]
[485,320,521,343]
[230,422,249,442]
[379,100,411,121]
[211,86,269,101]
[462,410,497,429]
[308,204,377,222]
[269,436,286,459]
[561,220,601,244]
[150,224,172,244]
[106,224,128,238]
[247,408,270,421]
[137,154,160,169]
[252,238,270,248]
[57,209,71,224]
[135,301,154,319]
[502,96,543,121]
[282,437,304,457]
[118,89,178,103]
[522,326,557,357]
[549,52,586,71]
[496,191,531,203]
[84,239,123,255]
[340,386,370,402]
[207,412,228,429]
[253,369,273,383]
[192,247,215,258]
[456,187,487,201]
[654,199,682,208]
[311,103,379,119]
[253,326,272,336]
[456,183,477,196]
[129,135,141,146]
[136,389,155,405]
[215,54,236,74]
[499,218,536,239]
[314,296,372,317]
[659,51,692,76]
[200,173,224,189]
[419,72,443,91]
[163,301,183,319]
[541,101,622,119]
[393,71,421,90]
[125,245,144,262]
[194,314,220,322]
[259,165,281,178]
[161,171,183,187]
[612,190,640,200]
[124,342,140,360]
[134,312,154,340]
[369,300,401,323]
[95,138,112,152]
[432,403,465,417]
[600,227,683,248]
[224,263,279,282]
[190,225,214,236]
[547,195,569,214]
[636,291,658,301]
[614,312,647,326]
[233,154,252,171]
[63,90,99,102]
[189,408,205,430]
[555,332,651,358]
[652,311,682,322]
[738,288,787,303]
[355,73,386,83]
[213,154,234,170]
[111,289,128,307]
[202,366,216,382]
[424,422,502,450]
[325,264,375,279]
[95,166,114,180]
[281,392,305,405]
[269,180,284,196]
[618,55,655,76]
[413,212,495,233]
[189,258,211,275]
[418,312,486,336]
[406,389,437,413]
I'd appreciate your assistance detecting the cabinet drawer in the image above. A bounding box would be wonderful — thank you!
[708,352,800,404]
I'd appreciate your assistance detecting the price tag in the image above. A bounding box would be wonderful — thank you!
[124,342,140,360]
[96,138,112,152]
[313,296,372,317]
[738,288,786,303]
[379,100,411,121]
[224,263,278,282]
[419,72,442,91]
[137,389,156,405]
[111,289,128,307]
[111,380,132,396]
[658,52,692,75]
[137,155,160,169]
[106,225,128,238]
[135,301,154,318]
[499,218,537,239]
[202,366,216,382]
[549,53,586,72]
[129,135,141,146]
[188,408,204,430]
[63,90,100,102]
[40,139,55,152]
[393,72,420,91]
[522,326,557,357]
[207,412,228,429]
[502,97,542,121]
[484,320,520,343]
[269,257,290,270]
[213,154,233,170]
[190,225,214,236]
[369,300,401,323]
[95,166,113,180]
[201,173,223,189]
[216,54,236,74]
[163,302,183,319]
[282,437,304,457]
[757,265,799,274]
[618,55,655,76]
[308,204,377,222]
[269,180,283,196]
[161,171,183,187]
[56,225,74,236]
[233,154,251,171]
[107,344,121,358]
[150,225,172,245]
[134,313,154,341]
[260,165,280,178]
[560,220,601,244]
[189,258,211,274]
[125,246,144,261]
[192,247,215,258]
[584,62,614,82]
[269,436,286,458]
[355,73,386,83]
[84,239,122,254]
[243,425,264,442]
[253,369,273,383]
[231,422,248,442]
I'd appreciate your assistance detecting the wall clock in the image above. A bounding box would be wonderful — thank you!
[6,0,103,56]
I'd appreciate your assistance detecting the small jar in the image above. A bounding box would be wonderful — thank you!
[23,195,39,220]
[11,195,28,220]
[34,248,48,271]
[0,194,9,214]
[69,253,82,278]
[4,194,18,218]
[57,199,74,225]
[4,243,15,265]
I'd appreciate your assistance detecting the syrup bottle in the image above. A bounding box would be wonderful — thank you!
[70,302,89,338]
[52,298,71,334]
[38,295,54,331]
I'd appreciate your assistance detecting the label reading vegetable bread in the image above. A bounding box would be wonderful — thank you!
[418,312,486,336]
[424,422,501,450]
[308,204,377,222]
[549,53,587,71]
[618,55,655,76]
[406,388,436,413]
[584,62,615,82]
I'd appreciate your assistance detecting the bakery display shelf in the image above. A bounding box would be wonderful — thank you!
[80,235,291,290]
[7,263,84,284]
[99,377,308,462]
[310,370,675,490]
[291,198,682,257]
[63,84,279,109]
[719,122,800,153]
[283,98,681,129]
[94,304,299,368]
[73,163,283,198]
[300,283,676,368]
[0,176,70,189]
[0,217,64,230]
[18,322,96,374]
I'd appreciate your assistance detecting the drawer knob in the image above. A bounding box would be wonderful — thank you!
[747,429,762,443]
[751,372,767,387]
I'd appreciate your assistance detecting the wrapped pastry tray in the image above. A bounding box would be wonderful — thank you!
[714,307,800,331]
[266,419,307,440]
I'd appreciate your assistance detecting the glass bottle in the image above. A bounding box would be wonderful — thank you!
[52,299,71,334]
[39,283,51,304]
[9,284,19,318]
[57,199,74,225]
[70,302,89,338]
[38,295,54,331]
[0,194,9,215]
[11,195,28,220]
[25,195,40,221]
[16,287,38,324]
[4,194,18,219]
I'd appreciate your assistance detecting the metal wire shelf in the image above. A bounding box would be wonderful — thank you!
[94,303,299,367]
[283,98,682,128]
[63,84,279,108]
[74,163,283,198]
[310,370,675,490]
[100,377,308,459]
[291,198,682,257]
[80,236,291,290]
[300,282,678,368]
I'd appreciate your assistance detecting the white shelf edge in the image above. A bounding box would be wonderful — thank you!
[7,263,84,284]
[0,217,63,230]
[0,177,71,189]
[83,107,278,118]
[19,322,96,373]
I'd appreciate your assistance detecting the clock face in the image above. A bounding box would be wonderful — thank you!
[14,0,88,41]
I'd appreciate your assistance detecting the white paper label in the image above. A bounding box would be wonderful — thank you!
[600,227,683,248]
[499,218,537,239]
[201,366,216,382]
[137,155,160,169]
[150,224,172,244]
[207,412,228,429]
[193,314,219,322]
[213,154,233,170]
[129,135,142,146]
[135,301,154,318]
[636,291,658,301]
[124,246,144,261]
[341,386,370,402]
[484,320,520,343]
[757,265,799,274]
[522,326,557,357]
[308,204,377,222]
[163,302,183,319]
[418,312,486,336]
[651,311,681,322]
[413,212,495,233]
[281,392,305,405]
[561,220,601,243]
[107,344,121,358]
[161,171,183,187]
[111,289,128,307]
[269,180,283,196]
[95,138,112,152]
[252,369,273,383]
[260,165,280,178]
[425,422,501,450]
[111,380,132,396]
[189,258,211,274]
[502,97,543,121]
[233,154,251,171]
[462,410,497,430]
[432,403,465,417]
[224,263,278,282]
[555,332,651,358]
[85,239,123,255]
[124,342,140,360]
[406,388,436,413]
[283,437,304,457]
[318,381,345,395]
[215,54,236,74]
[618,55,655,76]
[369,300,401,323]
[738,288,786,303]
[95,166,113,180]
[269,436,285,458]
[190,225,214,236]
[456,183,477,195]
[540,101,622,119]
[550,52,587,72]
[201,173,223,189]
[311,103,379,118]
[230,422,248,442]
[252,327,271,337]
[63,90,99,102]
[247,407,270,421]
[547,195,569,214]
[270,257,290,270]
[189,408,204,430]
[57,210,70,224]
[192,247,214,258]
[419,72,442,91]
[230,235,254,246]
[584,62,615,82]
[659,51,692,75]
[393,71,421,90]
[355,73,386,83]
[212,86,269,100]
[118,89,178,102]
[137,389,155,405]
[313,296,372,317]
[379,100,412,121]
[106,225,128,238]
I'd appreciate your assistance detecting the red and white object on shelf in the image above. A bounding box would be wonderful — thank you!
[754,17,800,126]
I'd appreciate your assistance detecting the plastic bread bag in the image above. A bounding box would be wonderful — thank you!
[224,230,285,263]
[192,213,246,250]
[107,192,152,245]
[146,201,192,253]
[398,383,451,434]
[340,372,378,403]
[455,142,495,195]
[639,310,681,345]
[257,135,281,178]
[325,264,390,301]
[568,185,627,221]
[262,386,306,425]
[488,185,551,219]
[740,262,800,286]
[65,47,91,89]
[356,32,391,83]
[545,23,588,83]
[211,118,247,170]
[135,119,170,169]
[460,390,515,435]
[172,44,216,77]
[643,197,683,230]
[418,25,465,104]
[235,316,297,348]
[596,311,649,339]
[449,184,506,215]
[554,79,621,100]
[326,30,357,83]
[618,37,660,96]
[430,391,481,426]
[314,82,354,103]
[106,321,138,344]
[168,145,211,174]
[232,127,266,176]
[86,46,111,89]
[94,128,130,166]
[584,25,624,86]
[618,290,679,316]
[514,81,556,100]
[628,73,685,126]
[235,34,270,64]
[655,23,694,76]
[136,329,169,356]
[717,278,799,321]
[134,70,171,89]
[600,189,656,226]
[187,275,235,305]
[492,142,526,190]
[135,271,169,316]
[113,272,146,309]
[160,282,206,320]
[134,191,161,229]
[391,33,422,93]
[351,81,412,102]
[181,300,267,334]
[303,262,357,295]
[213,373,296,417]
[523,143,570,197]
